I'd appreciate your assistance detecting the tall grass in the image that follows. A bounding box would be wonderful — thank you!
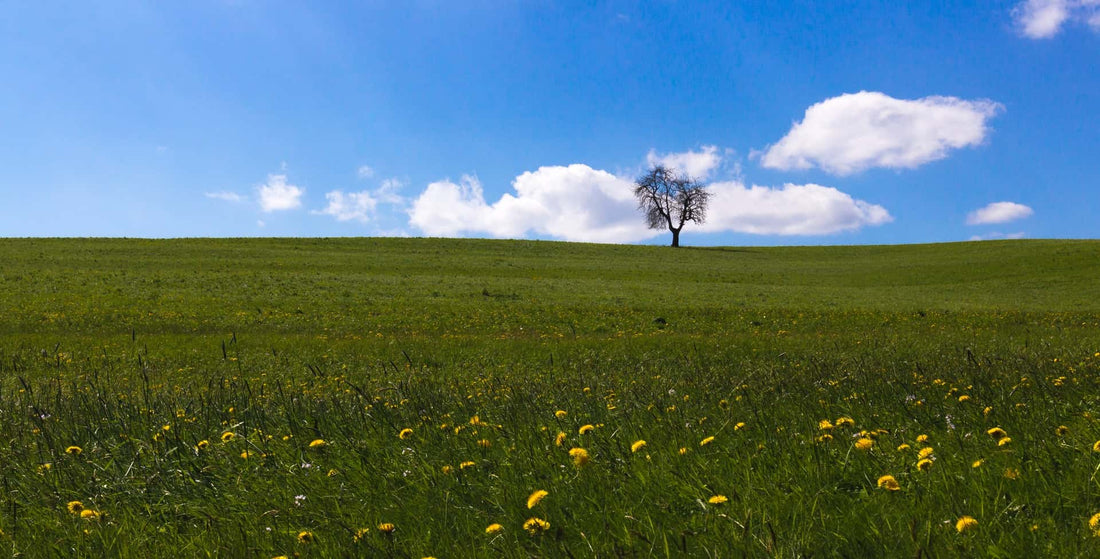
[0,238,1098,557]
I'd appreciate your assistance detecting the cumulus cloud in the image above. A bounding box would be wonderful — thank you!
[315,190,378,222]
[315,178,407,224]
[966,201,1034,225]
[760,91,1003,175]
[357,165,375,179]
[1012,0,1100,38]
[256,174,304,212]
[700,182,892,235]
[205,191,243,202]
[409,166,654,243]
[408,161,892,241]
[646,145,723,179]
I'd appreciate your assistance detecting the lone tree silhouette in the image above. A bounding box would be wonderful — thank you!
[633,165,711,247]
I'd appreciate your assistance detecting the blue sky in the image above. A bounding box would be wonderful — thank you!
[1,1,1097,245]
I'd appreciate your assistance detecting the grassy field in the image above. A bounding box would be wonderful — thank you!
[1,237,1099,557]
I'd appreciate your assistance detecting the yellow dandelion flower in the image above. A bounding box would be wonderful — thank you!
[569,447,589,468]
[309,439,326,448]
[816,434,833,442]
[734,422,746,431]
[998,437,1012,446]
[987,427,1007,440]
[240,451,252,459]
[877,475,900,491]
[983,406,993,416]
[699,436,715,446]
[354,528,370,542]
[477,439,491,448]
[916,458,933,471]
[1056,425,1069,436]
[221,431,235,442]
[916,434,929,443]
[631,440,647,453]
[398,428,413,440]
[297,531,315,543]
[485,523,504,535]
[958,395,971,403]
[67,501,84,514]
[1004,468,1019,479]
[1089,512,1100,535]
[459,461,475,469]
[554,410,567,419]
[1092,440,1100,452]
[854,438,874,451]
[835,417,855,428]
[678,447,687,455]
[65,446,82,456]
[708,495,728,504]
[554,431,567,446]
[818,419,834,431]
[327,468,338,477]
[196,440,209,450]
[918,447,934,459]
[526,489,548,509]
[80,509,100,521]
[578,424,594,435]
[378,523,395,534]
[972,459,983,468]
[441,465,453,474]
[955,516,978,533]
[897,443,911,451]
[523,517,550,534]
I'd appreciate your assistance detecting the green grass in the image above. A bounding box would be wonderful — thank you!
[1,237,1099,557]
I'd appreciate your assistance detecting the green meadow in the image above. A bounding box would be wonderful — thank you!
[1,237,1099,557]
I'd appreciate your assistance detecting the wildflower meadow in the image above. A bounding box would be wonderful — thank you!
[1,238,1099,557]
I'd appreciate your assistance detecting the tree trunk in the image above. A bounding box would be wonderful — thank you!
[670,228,680,248]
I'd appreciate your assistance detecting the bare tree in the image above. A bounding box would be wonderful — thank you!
[633,165,711,247]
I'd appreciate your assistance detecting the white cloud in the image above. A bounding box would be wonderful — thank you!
[966,201,1034,225]
[205,191,243,202]
[375,178,406,205]
[1012,0,1100,38]
[969,232,1027,241]
[1014,0,1070,38]
[700,182,892,235]
[315,178,408,224]
[646,145,723,179]
[409,166,654,243]
[256,174,304,212]
[408,161,892,242]
[760,91,1002,175]
[357,165,375,179]
[315,190,378,223]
